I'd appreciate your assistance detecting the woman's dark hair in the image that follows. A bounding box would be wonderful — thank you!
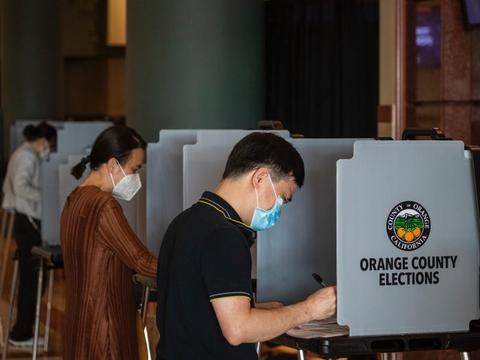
[222,132,305,187]
[71,125,146,180]
[23,122,57,145]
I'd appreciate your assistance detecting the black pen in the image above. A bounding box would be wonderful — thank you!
[312,273,327,288]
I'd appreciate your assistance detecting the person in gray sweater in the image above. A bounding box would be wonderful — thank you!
[2,122,56,347]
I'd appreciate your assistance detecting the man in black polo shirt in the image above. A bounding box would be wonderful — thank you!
[156,133,336,360]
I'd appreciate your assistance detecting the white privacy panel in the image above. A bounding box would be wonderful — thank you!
[146,130,198,254]
[182,130,290,280]
[257,138,358,304]
[10,120,63,154]
[337,141,480,335]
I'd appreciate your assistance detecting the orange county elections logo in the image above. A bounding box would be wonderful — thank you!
[386,201,431,251]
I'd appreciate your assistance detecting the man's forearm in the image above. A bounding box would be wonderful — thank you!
[212,286,336,345]
[236,300,313,343]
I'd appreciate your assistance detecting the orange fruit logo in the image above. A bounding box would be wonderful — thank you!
[386,201,431,251]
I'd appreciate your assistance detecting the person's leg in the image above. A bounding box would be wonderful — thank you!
[10,213,42,341]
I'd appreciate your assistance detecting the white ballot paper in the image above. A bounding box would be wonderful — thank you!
[286,317,349,339]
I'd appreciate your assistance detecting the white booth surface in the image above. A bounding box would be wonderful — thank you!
[182,130,290,210]
[257,138,357,304]
[40,122,111,245]
[146,130,198,255]
[58,155,86,214]
[41,154,69,245]
[9,120,111,155]
[55,122,112,154]
[337,140,480,336]
[146,129,289,278]
[9,120,64,154]
[182,130,290,279]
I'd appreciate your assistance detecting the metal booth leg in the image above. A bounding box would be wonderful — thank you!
[141,286,152,360]
[256,342,262,358]
[141,286,150,324]
[32,258,44,359]
[381,353,403,360]
[0,210,6,251]
[460,352,470,360]
[2,259,19,360]
[297,349,306,360]
[0,211,4,350]
[0,213,15,296]
[43,268,54,353]
[143,325,152,360]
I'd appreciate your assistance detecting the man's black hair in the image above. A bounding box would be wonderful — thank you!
[222,132,305,187]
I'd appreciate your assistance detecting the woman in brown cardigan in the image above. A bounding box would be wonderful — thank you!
[60,126,157,359]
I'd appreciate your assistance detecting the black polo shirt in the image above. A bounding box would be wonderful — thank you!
[156,191,257,360]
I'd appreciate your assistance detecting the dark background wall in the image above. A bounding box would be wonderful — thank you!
[265,0,379,138]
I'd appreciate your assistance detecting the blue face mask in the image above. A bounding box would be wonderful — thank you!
[250,175,284,231]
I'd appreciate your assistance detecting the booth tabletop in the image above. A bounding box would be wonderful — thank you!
[272,330,480,357]
[127,272,480,357]
[133,274,157,289]
[31,245,63,267]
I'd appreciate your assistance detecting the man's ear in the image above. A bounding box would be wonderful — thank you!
[251,167,270,188]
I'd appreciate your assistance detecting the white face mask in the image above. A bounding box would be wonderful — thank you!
[109,160,142,201]
[39,149,50,160]
[39,143,50,160]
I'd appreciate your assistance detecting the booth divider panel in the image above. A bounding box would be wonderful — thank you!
[56,122,111,154]
[256,139,357,304]
[337,140,480,336]
[146,130,198,254]
[41,154,69,245]
[9,120,64,154]
[40,123,111,245]
[182,130,289,282]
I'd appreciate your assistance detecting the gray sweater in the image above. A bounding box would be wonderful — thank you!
[1,142,41,220]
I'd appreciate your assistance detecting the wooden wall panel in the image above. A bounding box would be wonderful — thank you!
[63,57,125,118]
[472,29,480,101]
[443,104,472,143]
[442,0,471,101]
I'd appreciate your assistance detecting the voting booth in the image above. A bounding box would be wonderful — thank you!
[39,121,112,245]
[3,120,116,358]
[274,138,480,358]
[39,121,147,246]
[147,129,480,358]
[9,120,112,155]
[41,153,71,245]
[149,132,361,306]
[257,138,358,304]
[7,118,148,246]
[9,120,64,154]
[337,140,480,336]
[146,130,198,255]
[11,120,111,246]
[182,130,290,209]
[146,130,289,278]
